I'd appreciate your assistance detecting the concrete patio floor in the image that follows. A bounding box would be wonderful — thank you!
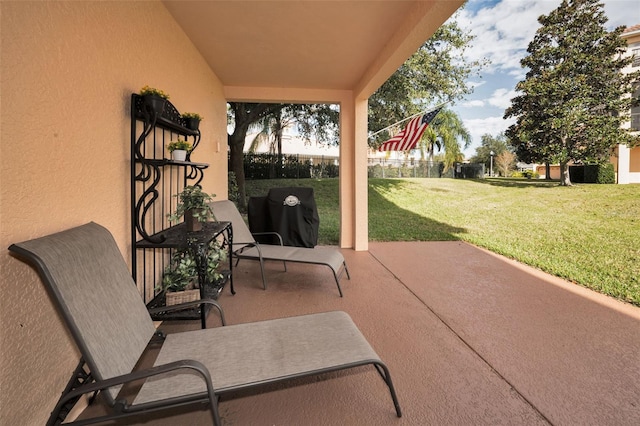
[85,241,640,425]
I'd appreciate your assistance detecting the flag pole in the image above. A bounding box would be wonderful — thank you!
[368,101,450,139]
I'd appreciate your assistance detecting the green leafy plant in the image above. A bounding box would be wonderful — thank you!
[181,112,203,121]
[227,171,240,206]
[160,240,227,293]
[167,139,192,153]
[140,85,170,99]
[168,185,216,223]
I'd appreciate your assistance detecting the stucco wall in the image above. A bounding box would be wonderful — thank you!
[630,146,640,172]
[0,2,227,424]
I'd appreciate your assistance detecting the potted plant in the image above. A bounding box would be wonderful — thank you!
[160,240,227,305]
[168,185,216,232]
[140,85,170,116]
[181,112,203,131]
[167,139,192,161]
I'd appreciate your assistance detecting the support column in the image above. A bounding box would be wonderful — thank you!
[339,95,369,250]
[353,98,369,251]
[618,144,630,184]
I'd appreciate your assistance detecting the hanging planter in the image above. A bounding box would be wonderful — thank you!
[142,95,166,116]
[140,86,170,117]
[181,112,203,131]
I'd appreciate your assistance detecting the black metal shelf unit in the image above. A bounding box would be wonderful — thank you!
[130,93,227,305]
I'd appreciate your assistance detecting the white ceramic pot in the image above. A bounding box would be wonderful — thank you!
[172,149,187,161]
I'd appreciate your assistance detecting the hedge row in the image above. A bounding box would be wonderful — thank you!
[569,164,615,184]
[241,153,339,179]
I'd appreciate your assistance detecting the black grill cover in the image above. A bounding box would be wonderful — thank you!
[248,187,319,248]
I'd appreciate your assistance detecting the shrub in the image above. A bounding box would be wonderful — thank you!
[570,164,615,184]
[596,163,615,184]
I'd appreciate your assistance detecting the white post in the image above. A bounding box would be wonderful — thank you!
[618,144,630,184]
[490,151,494,177]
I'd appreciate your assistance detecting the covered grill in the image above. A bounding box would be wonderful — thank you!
[248,187,319,248]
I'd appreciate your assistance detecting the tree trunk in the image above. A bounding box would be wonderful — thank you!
[560,161,572,186]
[228,132,248,211]
[545,162,551,180]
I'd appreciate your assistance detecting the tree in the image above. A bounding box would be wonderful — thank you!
[228,102,337,210]
[369,18,486,147]
[504,0,640,186]
[419,108,471,170]
[248,109,291,155]
[246,108,294,179]
[470,133,510,171]
[227,103,284,210]
[495,150,516,177]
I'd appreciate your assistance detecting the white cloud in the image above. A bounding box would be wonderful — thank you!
[455,0,638,76]
[456,0,552,75]
[602,0,639,29]
[462,100,485,107]
[488,88,518,109]
[467,80,487,89]
[461,115,516,157]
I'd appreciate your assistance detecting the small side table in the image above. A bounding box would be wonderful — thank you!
[140,221,234,328]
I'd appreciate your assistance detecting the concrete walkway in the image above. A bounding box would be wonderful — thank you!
[87,241,640,425]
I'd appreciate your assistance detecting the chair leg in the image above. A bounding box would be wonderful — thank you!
[373,363,402,418]
[47,359,93,426]
[332,270,344,297]
[209,394,221,426]
[201,301,226,327]
[258,258,267,289]
[254,246,267,290]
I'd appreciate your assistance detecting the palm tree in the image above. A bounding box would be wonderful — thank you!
[245,109,289,178]
[418,108,471,170]
[247,107,293,155]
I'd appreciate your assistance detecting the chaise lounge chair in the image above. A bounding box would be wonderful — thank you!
[9,222,401,425]
[210,200,350,296]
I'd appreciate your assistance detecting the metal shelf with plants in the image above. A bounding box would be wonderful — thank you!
[130,89,233,326]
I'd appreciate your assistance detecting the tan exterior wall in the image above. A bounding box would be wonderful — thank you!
[630,146,640,172]
[0,2,227,424]
[536,165,562,180]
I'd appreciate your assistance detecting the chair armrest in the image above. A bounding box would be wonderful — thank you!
[50,359,217,421]
[252,231,284,246]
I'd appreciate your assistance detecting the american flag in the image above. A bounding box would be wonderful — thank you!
[378,108,441,152]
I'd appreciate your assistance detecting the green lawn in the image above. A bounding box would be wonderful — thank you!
[245,178,640,306]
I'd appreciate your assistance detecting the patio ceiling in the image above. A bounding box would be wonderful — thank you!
[163,0,464,99]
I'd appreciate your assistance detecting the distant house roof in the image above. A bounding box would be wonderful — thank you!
[623,24,640,34]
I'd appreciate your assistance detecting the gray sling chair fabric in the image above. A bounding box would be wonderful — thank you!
[210,200,350,296]
[9,222,401,425]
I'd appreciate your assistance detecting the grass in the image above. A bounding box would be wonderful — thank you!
[245,178,640,306]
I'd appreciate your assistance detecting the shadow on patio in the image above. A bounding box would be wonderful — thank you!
[84,241,640,425]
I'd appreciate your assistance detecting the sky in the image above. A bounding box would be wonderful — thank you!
[449,0,640,158]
